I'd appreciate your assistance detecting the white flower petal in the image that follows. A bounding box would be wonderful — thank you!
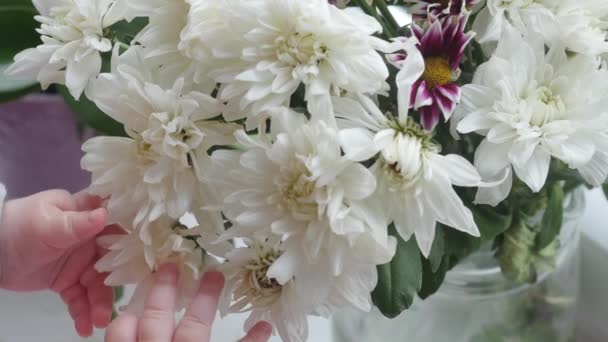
[475,168,513,206]
[457,109,497,134]
[512,147,551,192]
[424,175,479,239]
[334,96,384,131]
[395,37,425,121]
[392,193,419,242]
[474,139,512,179]
[66,51,101,98]
[508,138,540,170]
[338,128,379,162]
[578,151,608,186]
[429,154,482,187]
[472,6,504,43]
[414,212,438,258]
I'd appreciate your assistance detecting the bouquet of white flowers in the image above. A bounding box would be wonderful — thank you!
[5,0,608,341]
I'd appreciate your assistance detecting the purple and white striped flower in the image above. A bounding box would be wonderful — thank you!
[389,15,474,130]
[408,0,481,21]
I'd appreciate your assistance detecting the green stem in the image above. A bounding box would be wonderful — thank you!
[375,0,400,37]
[353,0,377,17]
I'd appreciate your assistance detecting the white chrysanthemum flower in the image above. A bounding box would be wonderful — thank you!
[473,0,608,57]
[219,236,381,342]
[96,216,221,312]
[81,47,237,234]
[333,37,485,256]
[219,238,309,342]
[181,0,393,127]
[335,94,483,257]
[208,109,396,307]
[127,0,215,90]
[456,29,608,205]
[5,0,128,98]
[81,133,213,242]
[268,235,385,314]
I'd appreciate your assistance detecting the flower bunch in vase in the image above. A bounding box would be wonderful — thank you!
[5,0,608,341]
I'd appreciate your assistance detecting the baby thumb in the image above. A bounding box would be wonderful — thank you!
[47,208,108,249]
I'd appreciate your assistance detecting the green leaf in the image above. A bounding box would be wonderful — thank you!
[372,227,422,319]
[536,183,564,250]
[110,17,149,44]
[0,0,35,9]
[0,7,39,61]
[415,205,514,300]
[472,204,513,240]
[58,86,126,136]
[441,227,481,260]
[0,6,41,102]
[418,257,450,300]
[603,183,608,201]
[439,204,513,262]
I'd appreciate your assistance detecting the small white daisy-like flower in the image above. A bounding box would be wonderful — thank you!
[219,238,309,342]
[127,0,215,90]
[335,38,486,256]
[336,94,484,257]
[96,216,220,313]
[208,109,396,310]
[81,132,212,241]
[456,28,608,205]
[181,0,393,127]
[5,0,128,98]
[81,47,237,233]
[219,235,381,342]
[474,0,608,57]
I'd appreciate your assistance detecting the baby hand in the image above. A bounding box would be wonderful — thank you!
[106,266,272,342]
[0,189,115,337]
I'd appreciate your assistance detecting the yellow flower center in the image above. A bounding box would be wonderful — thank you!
[276,32,328,66]
[278,164,318,218]
[423,57,452,89]
[528,86,565,127]
[243,247,283,299]
[135,137,158,166]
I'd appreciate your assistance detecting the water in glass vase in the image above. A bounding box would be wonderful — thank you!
[332,188,585,342]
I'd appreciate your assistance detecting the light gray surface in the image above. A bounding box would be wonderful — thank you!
[576,190,608,341]
[0,285,329,342]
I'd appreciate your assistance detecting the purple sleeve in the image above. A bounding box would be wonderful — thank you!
[0,95,91,200]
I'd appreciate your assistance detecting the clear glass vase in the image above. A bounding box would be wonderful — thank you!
[332,188,585,342]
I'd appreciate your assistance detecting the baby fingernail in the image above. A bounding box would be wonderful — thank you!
[88,208,106,223]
